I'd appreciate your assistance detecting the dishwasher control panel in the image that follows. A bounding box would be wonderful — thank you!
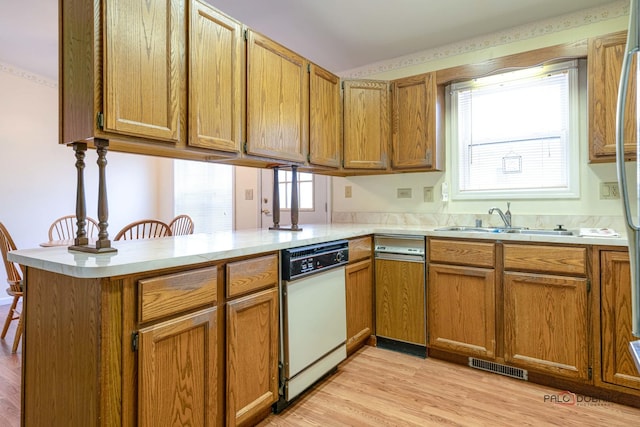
[282,239,349,281]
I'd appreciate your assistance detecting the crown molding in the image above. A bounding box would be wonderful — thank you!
[341,0,628,78]
[0,61,57,88]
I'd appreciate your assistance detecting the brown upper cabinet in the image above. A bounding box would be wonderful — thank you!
[391,72,444,171]
[189,1,244,153]
[588,31,637,162]
[342,80,391,170]
[60,0,246,160]
[245,30,309,164]
[309,64,342,169]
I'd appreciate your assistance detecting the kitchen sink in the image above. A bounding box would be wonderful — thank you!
[502,228,574,236]
[434,226,574,236]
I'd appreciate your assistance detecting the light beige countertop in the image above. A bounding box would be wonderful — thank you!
[8,223,629,278]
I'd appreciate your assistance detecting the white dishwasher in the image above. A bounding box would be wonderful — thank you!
[275,240,349,411]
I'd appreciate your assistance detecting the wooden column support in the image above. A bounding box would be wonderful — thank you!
[269,166,302,231]
[69,139,117,254]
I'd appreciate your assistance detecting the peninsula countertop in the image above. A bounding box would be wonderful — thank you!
[8,223,628,278]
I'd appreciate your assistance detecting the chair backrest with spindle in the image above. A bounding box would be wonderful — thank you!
[169,214,195,236]
[114,220,172,241]
[48,215,99,241]
[0,222,24,293]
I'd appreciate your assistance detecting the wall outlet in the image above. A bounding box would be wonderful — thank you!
[600,182,620,200]
[244,189,254,200]
[424,186,434,202]
[345,185,352,198]
[397,188,412,199]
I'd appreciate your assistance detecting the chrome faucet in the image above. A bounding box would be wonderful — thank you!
[488,202,512,228]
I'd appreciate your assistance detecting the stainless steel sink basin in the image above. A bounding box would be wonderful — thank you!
[434,226,502,233]
[502,228,574,236]
[434,226,574,236]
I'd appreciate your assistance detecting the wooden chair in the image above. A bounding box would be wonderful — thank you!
[169,214,195,236]
[0,222,24,353]
[114,220,172,241]
[48,215,100,241]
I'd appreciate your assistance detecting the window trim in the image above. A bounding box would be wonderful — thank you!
[448,59,582,200]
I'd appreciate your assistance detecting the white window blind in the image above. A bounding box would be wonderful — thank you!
[450,60,580,199]
[174,160,233,233]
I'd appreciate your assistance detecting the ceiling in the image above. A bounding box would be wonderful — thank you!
[0,0,621,82]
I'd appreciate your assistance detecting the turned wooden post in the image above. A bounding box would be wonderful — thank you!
[71,142,89,246]
[270,167,280,229]
[290,166,300,231]
[70,139,117,253]
[94,139,116,252]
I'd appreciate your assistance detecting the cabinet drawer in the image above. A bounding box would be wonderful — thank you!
[227,254,278,298]
[139,266,218,323]
[349,236,372,262]
[429,239,495,268]
[503,244,586,276]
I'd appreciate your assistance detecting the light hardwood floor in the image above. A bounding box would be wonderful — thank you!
[259,346,640,427]
[1,298,639,426]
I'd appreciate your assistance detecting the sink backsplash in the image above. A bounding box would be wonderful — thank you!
[332,212,626,234]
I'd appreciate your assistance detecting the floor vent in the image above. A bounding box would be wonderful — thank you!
[468,357,528,381]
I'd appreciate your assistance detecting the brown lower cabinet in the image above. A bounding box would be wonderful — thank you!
[346,236,374,354]
[138,308,219,426]
[600,250,640,390]
[22,252,279,427]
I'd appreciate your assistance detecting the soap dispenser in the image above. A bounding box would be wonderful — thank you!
[505,202,512,228]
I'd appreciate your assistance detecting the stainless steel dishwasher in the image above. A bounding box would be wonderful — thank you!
[374,234,427,357]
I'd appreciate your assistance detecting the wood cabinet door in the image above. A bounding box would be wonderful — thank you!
[601,251,640,390]
[428,264,496,358]
[346,258,373,354]
[588,31,637,162]
[375,258,425,345]
[343,80,390,169]
[189,0,243,152]
[227,287,279,426]
[246,30,308,163]
[138,307,218,427]
[504,272,589,381]
[104,0,184,142]
[392,72,443,170]
[309,64,341,168]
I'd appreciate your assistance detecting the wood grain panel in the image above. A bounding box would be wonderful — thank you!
[309,63,341,168]
[375,259,425,345]
[429,239,495,268]
[588,31,637,162]
[601,251,640,389]
[139,266,218,323]
[104,0,183,141]
[227,288,279,426]
[348,236,372,263]
[503,244,586,276]
[504,272,589,381]
[343,80,390,169]
[23,269,103,426]
[392,72,443,170]
[428,264,496,358]
[138,308,218,427]
[189,0,243,152]
[346,259,374,354]
[246,30,308,163]
[227,254,278,298]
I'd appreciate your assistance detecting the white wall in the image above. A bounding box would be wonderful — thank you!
[333,9,628,221]
[0,65,168,283]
